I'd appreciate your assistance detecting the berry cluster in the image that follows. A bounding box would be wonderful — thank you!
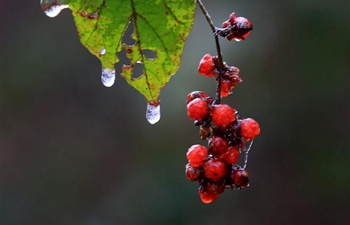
[185,52,260,204]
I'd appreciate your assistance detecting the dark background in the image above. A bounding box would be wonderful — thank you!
[1,0,349,225]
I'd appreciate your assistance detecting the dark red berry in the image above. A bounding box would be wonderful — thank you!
[232,169,249,189]
[223,147,240,164]
[186,144,208,167]
[187,98,209,120]
[201,179,226,195]
[232,17,252,42]
[208,136,228,157]
[198,54,215,77]
[198,189,219,204]
[240,118,260,141]
[185,163,203,181]
[212,104,236,127]
[186,91,208,104]
[203,158,227,182]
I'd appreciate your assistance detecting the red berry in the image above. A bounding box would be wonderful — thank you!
[232,17,252,42]
[203,158,227,182]
[223,147,240,164]
[198,189,219,204]
[186,91,208,104]
[240,118,260,141]
[187,98,209,120]
[212,104,236,127]
[185,163,203,181]
[208,136,228,157]
[232,169,249,189]
[220,79,234,97]
[186,145,208,167]
[198,54,215,77]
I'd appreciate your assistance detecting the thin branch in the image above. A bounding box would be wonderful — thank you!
[197,0,225,104]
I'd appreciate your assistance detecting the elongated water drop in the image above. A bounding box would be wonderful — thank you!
[146,102,161,124]
[101,68,115,87]
[40,0,69,18]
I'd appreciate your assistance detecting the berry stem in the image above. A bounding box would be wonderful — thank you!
[197,0,225,104]
[243,140,254,169]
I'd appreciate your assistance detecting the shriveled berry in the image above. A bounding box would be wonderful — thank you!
[199,126,212,140]
[198,189,219,204]
[240,118,260,141]
[198,54,215,77]
[223,147,240,164]
[186,91,208,104]
[186,144,208,167]
[185,163,203,181]
[201,179,226,195]
[208,136,228,157]
[187,98,209,120]
[212,104,236,127]
[232,169,249,189]
[203,158,227,182]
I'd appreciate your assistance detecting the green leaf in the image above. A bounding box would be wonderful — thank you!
[41,0,196,103]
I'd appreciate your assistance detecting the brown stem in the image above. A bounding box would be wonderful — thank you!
[197,0,225,104]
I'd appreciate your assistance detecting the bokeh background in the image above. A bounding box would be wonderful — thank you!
[1,0,349,225]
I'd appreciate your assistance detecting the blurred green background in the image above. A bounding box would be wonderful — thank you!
[1,0,349,225]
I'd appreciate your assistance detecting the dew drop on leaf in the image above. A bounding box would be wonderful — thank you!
[99,48,106,56]
[146,103,161,125]
[40,0,69,18]
[101,68,115,87]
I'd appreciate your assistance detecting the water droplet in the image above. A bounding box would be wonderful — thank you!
[88,12,99,19]
[146,103,161,124]
[101,68,115,87]
[99,48,106,56]
[40,1,69,18]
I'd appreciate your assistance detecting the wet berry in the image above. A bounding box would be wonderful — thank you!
[186,144,208,167]
[198,189,219,204]
[232,17,252,41]
[220,79,235,97]
[198,54,215,77]
[186,91,208,104]
[185,163,203,181]
[203,158,227,182]
[187,98,209,120]
[223,147,240,164]
[240,118,260,141]
[212,104,236,127]
[208,136,228,157]
[232,169,249,189]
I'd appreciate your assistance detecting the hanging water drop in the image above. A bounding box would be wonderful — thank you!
[40,0,69,18]
[101,68,115,87]
[146,102,161,124]
[99,48,106,56]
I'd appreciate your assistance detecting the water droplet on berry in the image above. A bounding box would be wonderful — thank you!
[40,0,69,18]
[146,103,161,124]
[101,68,115,87]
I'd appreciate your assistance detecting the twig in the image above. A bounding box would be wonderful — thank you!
[197,0,225,104]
